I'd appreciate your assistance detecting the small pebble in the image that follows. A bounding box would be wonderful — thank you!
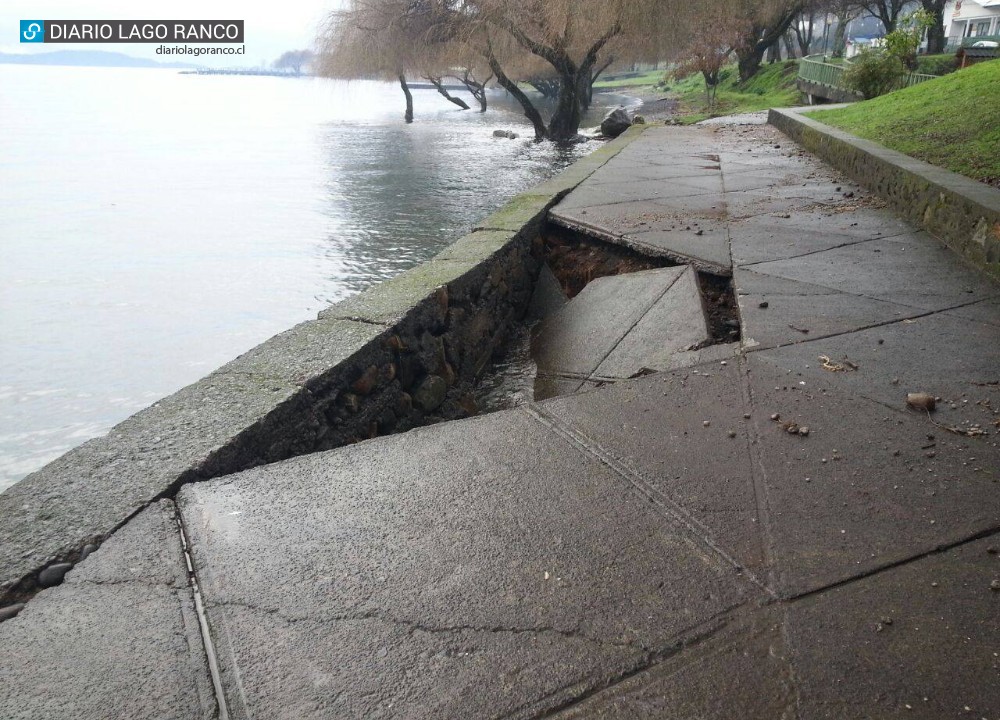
[771,413,780,421]
[38,562,74,588]
[991,580,1000,592]
[728,430,737,438]
[703,420,711,427]
[931,582,939,588]
[987,547,998,555]
[759,301,769,309]
[743,413,751,419]
[79,543,98,562]
[799,426,810,436]
[0,604,25,622]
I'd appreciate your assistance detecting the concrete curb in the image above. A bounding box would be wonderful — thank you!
[0,126,649,609]
[768,106,1000,280]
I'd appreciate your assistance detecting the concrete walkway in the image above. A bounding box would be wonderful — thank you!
[2,124,999,719]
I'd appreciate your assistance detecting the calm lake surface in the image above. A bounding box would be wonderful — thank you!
[0,65,630,491]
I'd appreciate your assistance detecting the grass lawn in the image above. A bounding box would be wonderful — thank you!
[592,69,667,89]
[668,61,801,123]
[807,59,1000,188]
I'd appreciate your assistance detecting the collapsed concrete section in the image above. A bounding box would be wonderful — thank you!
[0,129,649,609]
[532,266,710,398]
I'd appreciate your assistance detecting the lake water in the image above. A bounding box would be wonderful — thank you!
[0,65,630,491]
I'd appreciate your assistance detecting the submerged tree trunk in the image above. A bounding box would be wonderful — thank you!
[498,19,620,140]
[527,78,561,99]
[548,76,583,140]
[398,73,413,123]
[486,52,548,141]
[425,76,470,110]
[453,70,491,112]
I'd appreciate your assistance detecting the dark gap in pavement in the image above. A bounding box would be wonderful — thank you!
[540,225,678,298]
[696,272,741,346]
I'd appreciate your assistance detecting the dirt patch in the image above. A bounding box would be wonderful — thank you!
[697,272,741,345]
[539,227,675,298]
[637,96,679,122]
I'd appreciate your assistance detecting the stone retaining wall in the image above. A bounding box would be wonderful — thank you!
[0,127,647,609]
[795,78,861,104]
[769,107,1000,280]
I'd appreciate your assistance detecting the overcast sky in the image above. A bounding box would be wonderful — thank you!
[1,0,343,66]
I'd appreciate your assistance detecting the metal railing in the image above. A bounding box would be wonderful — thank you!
[798,55,847,88]
[798,54,939,96]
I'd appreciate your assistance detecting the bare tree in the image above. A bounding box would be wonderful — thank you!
[728,0,804,81]
[856,0,910,32]
[451,69,493,111]
[675,2,742,108]
[274,49,314,74]
[793,7,819,55]
[424,76,471,109]
[317,0,453,122]
[318,0,676,140]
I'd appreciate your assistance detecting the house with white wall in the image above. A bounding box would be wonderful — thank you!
[944,0,1000,46]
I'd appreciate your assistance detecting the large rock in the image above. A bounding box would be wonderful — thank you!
[600,107,632,138]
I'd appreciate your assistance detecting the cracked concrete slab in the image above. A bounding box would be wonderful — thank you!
[549,612,795,719]
[177,408,761,719]
[785,536,1000,719]
[555,178,719,210]
[748,232,999,312]
[532,266,710,395]
[540,365,766,574]
[735,268,924,349]
[745,354,1000,597]
[752,311,1000,424]
[941,295,1000,327]
[0,501,215,720]
[730,212,913,266]
[0,315,386,604]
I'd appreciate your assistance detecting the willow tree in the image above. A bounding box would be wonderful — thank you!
[318,0,675,140]
[317,0,454,122]
[724,0,804,81]
[469,0,665,140]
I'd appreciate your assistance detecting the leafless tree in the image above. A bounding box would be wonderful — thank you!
[274,49,314,74]
[728,0,804,81]
[856,0,910,32]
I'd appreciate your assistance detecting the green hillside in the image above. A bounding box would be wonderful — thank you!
[808,60,1000,188]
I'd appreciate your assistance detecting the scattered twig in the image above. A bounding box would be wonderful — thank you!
[819,355,857,372]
